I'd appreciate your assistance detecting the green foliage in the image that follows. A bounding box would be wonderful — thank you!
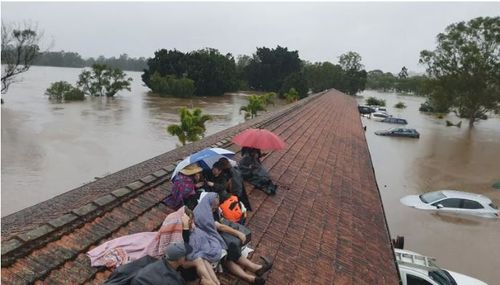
[395,75,428,95]
[284,88,300,103]
[365,97,386,106]
[304,61,343,93]
[149,72,195,97]
[245,46,302,92]
[366,70,397,92]
[167,107,212,146]
[419,16,500,126]
[337,51,367,95]
[367,69,428,95]
[394,102,406,109]
[280,72,308,98]
[261,92,276,106]
[77,64,132,97]
[33,51,147,71]
[339,51,364,71]
[142,48,237,96]
[240,95,268,119]
[235,55,251,90]
[45,81,84,102]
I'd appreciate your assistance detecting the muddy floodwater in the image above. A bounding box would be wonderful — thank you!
[1,66,285,216]
[358,90,500,284]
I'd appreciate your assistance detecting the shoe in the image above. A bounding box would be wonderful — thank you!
[255,256,273,276]
[252,276,266,285]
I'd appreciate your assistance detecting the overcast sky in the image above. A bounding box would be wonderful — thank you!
[2,1,499,73]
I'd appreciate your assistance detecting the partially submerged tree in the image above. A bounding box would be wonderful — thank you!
[394,102,407,109]
[365,97,386,106]
[149,72,195,97]
[1,21,42,101]
[284,88,299,103]
[245,46,302,92]
[419,16,500,127]
[167,107,212,146]
[45,81,84,102]
[77,64,132,97]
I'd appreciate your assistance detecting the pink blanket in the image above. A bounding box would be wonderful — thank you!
[87,206,186,268]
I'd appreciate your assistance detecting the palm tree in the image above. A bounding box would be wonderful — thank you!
[240,95,267,119]
[167,107,212,146]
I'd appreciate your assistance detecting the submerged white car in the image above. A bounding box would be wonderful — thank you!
[396,249,488,285]
[400,190,499,218]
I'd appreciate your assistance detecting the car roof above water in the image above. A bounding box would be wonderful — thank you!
[438,190,492,203]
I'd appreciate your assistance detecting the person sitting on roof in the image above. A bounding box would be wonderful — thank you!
[219,191,246,225]
[88,206,219,285]
[204,161,228,194]
[164,164,205,210]
[189,192,272,285]
[130,242,193,285]
[238,147,277,195]
[217,157,252,211]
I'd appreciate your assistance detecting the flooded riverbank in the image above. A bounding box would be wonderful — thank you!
[358,90,500,284]
[1,66,284,216]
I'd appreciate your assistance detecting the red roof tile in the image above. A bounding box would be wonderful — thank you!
[1,90,399,284]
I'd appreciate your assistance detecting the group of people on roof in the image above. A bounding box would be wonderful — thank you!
[87,146,278,285]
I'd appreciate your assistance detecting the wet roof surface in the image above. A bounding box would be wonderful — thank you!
[1,90,399,284]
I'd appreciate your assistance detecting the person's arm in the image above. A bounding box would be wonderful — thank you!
[215,221,246,244]
[181,213,192,243]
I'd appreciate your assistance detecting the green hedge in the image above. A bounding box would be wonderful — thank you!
[150,72,195,97]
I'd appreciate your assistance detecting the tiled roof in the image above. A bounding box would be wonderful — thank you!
[1,90,399,284]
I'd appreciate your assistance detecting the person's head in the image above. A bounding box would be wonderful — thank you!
[250,148,262,159]
[212,161,223,177]
[193,172,202,182]
[164,242,193,268]
[219,191,231,204]
[218,157,231,170]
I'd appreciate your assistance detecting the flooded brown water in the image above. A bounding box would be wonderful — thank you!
[1,66,284,216]
[358,90,500,284]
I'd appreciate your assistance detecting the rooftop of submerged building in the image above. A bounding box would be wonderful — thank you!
[1,89,400,284]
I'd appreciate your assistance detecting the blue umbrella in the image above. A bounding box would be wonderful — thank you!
[171,147,235,180]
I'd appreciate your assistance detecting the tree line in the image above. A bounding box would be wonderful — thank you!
[366,67,427,95]
[27,51,147,71]
[2,16,498,127]
[142,46,368,99]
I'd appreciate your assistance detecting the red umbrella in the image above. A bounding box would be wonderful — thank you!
[232,128,286,150]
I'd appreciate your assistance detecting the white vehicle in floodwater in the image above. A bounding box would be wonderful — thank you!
[400,190,499,219]
[396,249,488,285]
[371,111,391,121]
